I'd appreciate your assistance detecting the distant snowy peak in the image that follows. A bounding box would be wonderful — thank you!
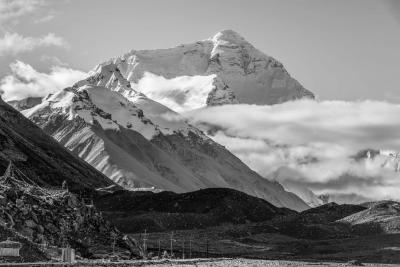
[355,149,400,172]
[94,29,314,112]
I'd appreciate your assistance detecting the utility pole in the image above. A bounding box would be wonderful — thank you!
[158,239,161,259]
[170,232,175,258]
[206,239,209,258]
[182,239,185,259]
[189,235,193,259]
[112,235,116,256]
[143,229,148,259]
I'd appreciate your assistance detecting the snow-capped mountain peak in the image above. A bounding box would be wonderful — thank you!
[210,29,250,56]
[91,30,314,112]
[211,29,247,43]
[14,30,313,211]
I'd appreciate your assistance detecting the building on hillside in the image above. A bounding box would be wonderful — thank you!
[0,238,22,257]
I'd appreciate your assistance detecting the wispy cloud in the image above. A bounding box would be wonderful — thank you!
[0,32,68,56]
[171,100,400,201]
[0,60,86,101]
[40,55,69,67]
[34,13,55,23]
[0,0,43,23]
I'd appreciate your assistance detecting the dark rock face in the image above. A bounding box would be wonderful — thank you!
[7,97,43,111]
[270,202,367,239]
[94,188,295,233]
[206,78,239,106]
[0,97,116,193]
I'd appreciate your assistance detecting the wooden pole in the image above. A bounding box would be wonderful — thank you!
[206,239,209,258]
[170,232,174,258]
[158,239,161,258]
[143,229,148,258]
[182,239,185,259]
[189,238,192,258]
[112,235,116,255]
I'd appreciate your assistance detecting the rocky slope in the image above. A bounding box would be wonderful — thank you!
[0,97,115,192]
[0,98,130,260]
[267,202,367,240]
[94,188,295,233]
[339,201,400,234]
[0,164,124,258]
[21,65,309,211]
[98,29,314,111]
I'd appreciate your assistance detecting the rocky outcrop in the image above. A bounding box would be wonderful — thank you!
[339,201,400,234]
[0,164,124,258]
[206,78,239,106]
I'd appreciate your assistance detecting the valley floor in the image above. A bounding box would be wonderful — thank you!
[150,259,400,267]
[1,258,399,266]
[130,231,400,264]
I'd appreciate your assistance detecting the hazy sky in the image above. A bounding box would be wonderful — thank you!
[1,0,400,101]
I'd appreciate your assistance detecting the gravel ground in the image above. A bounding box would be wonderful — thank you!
[3,258,398,266]
[138,258,400,267]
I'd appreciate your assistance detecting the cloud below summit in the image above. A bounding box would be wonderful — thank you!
[0,61,86,101]
[176,100,400,200]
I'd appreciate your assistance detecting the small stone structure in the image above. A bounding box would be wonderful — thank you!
[61,247,75,263]
[0,238,22,257]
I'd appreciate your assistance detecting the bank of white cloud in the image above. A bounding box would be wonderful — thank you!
[0,61,86,101]
[176,100,400,201]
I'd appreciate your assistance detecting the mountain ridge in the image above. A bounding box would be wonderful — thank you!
[20,64,309,211]
[0,96,115,192]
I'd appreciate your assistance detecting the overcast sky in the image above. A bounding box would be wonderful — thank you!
[0,0,399,102]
